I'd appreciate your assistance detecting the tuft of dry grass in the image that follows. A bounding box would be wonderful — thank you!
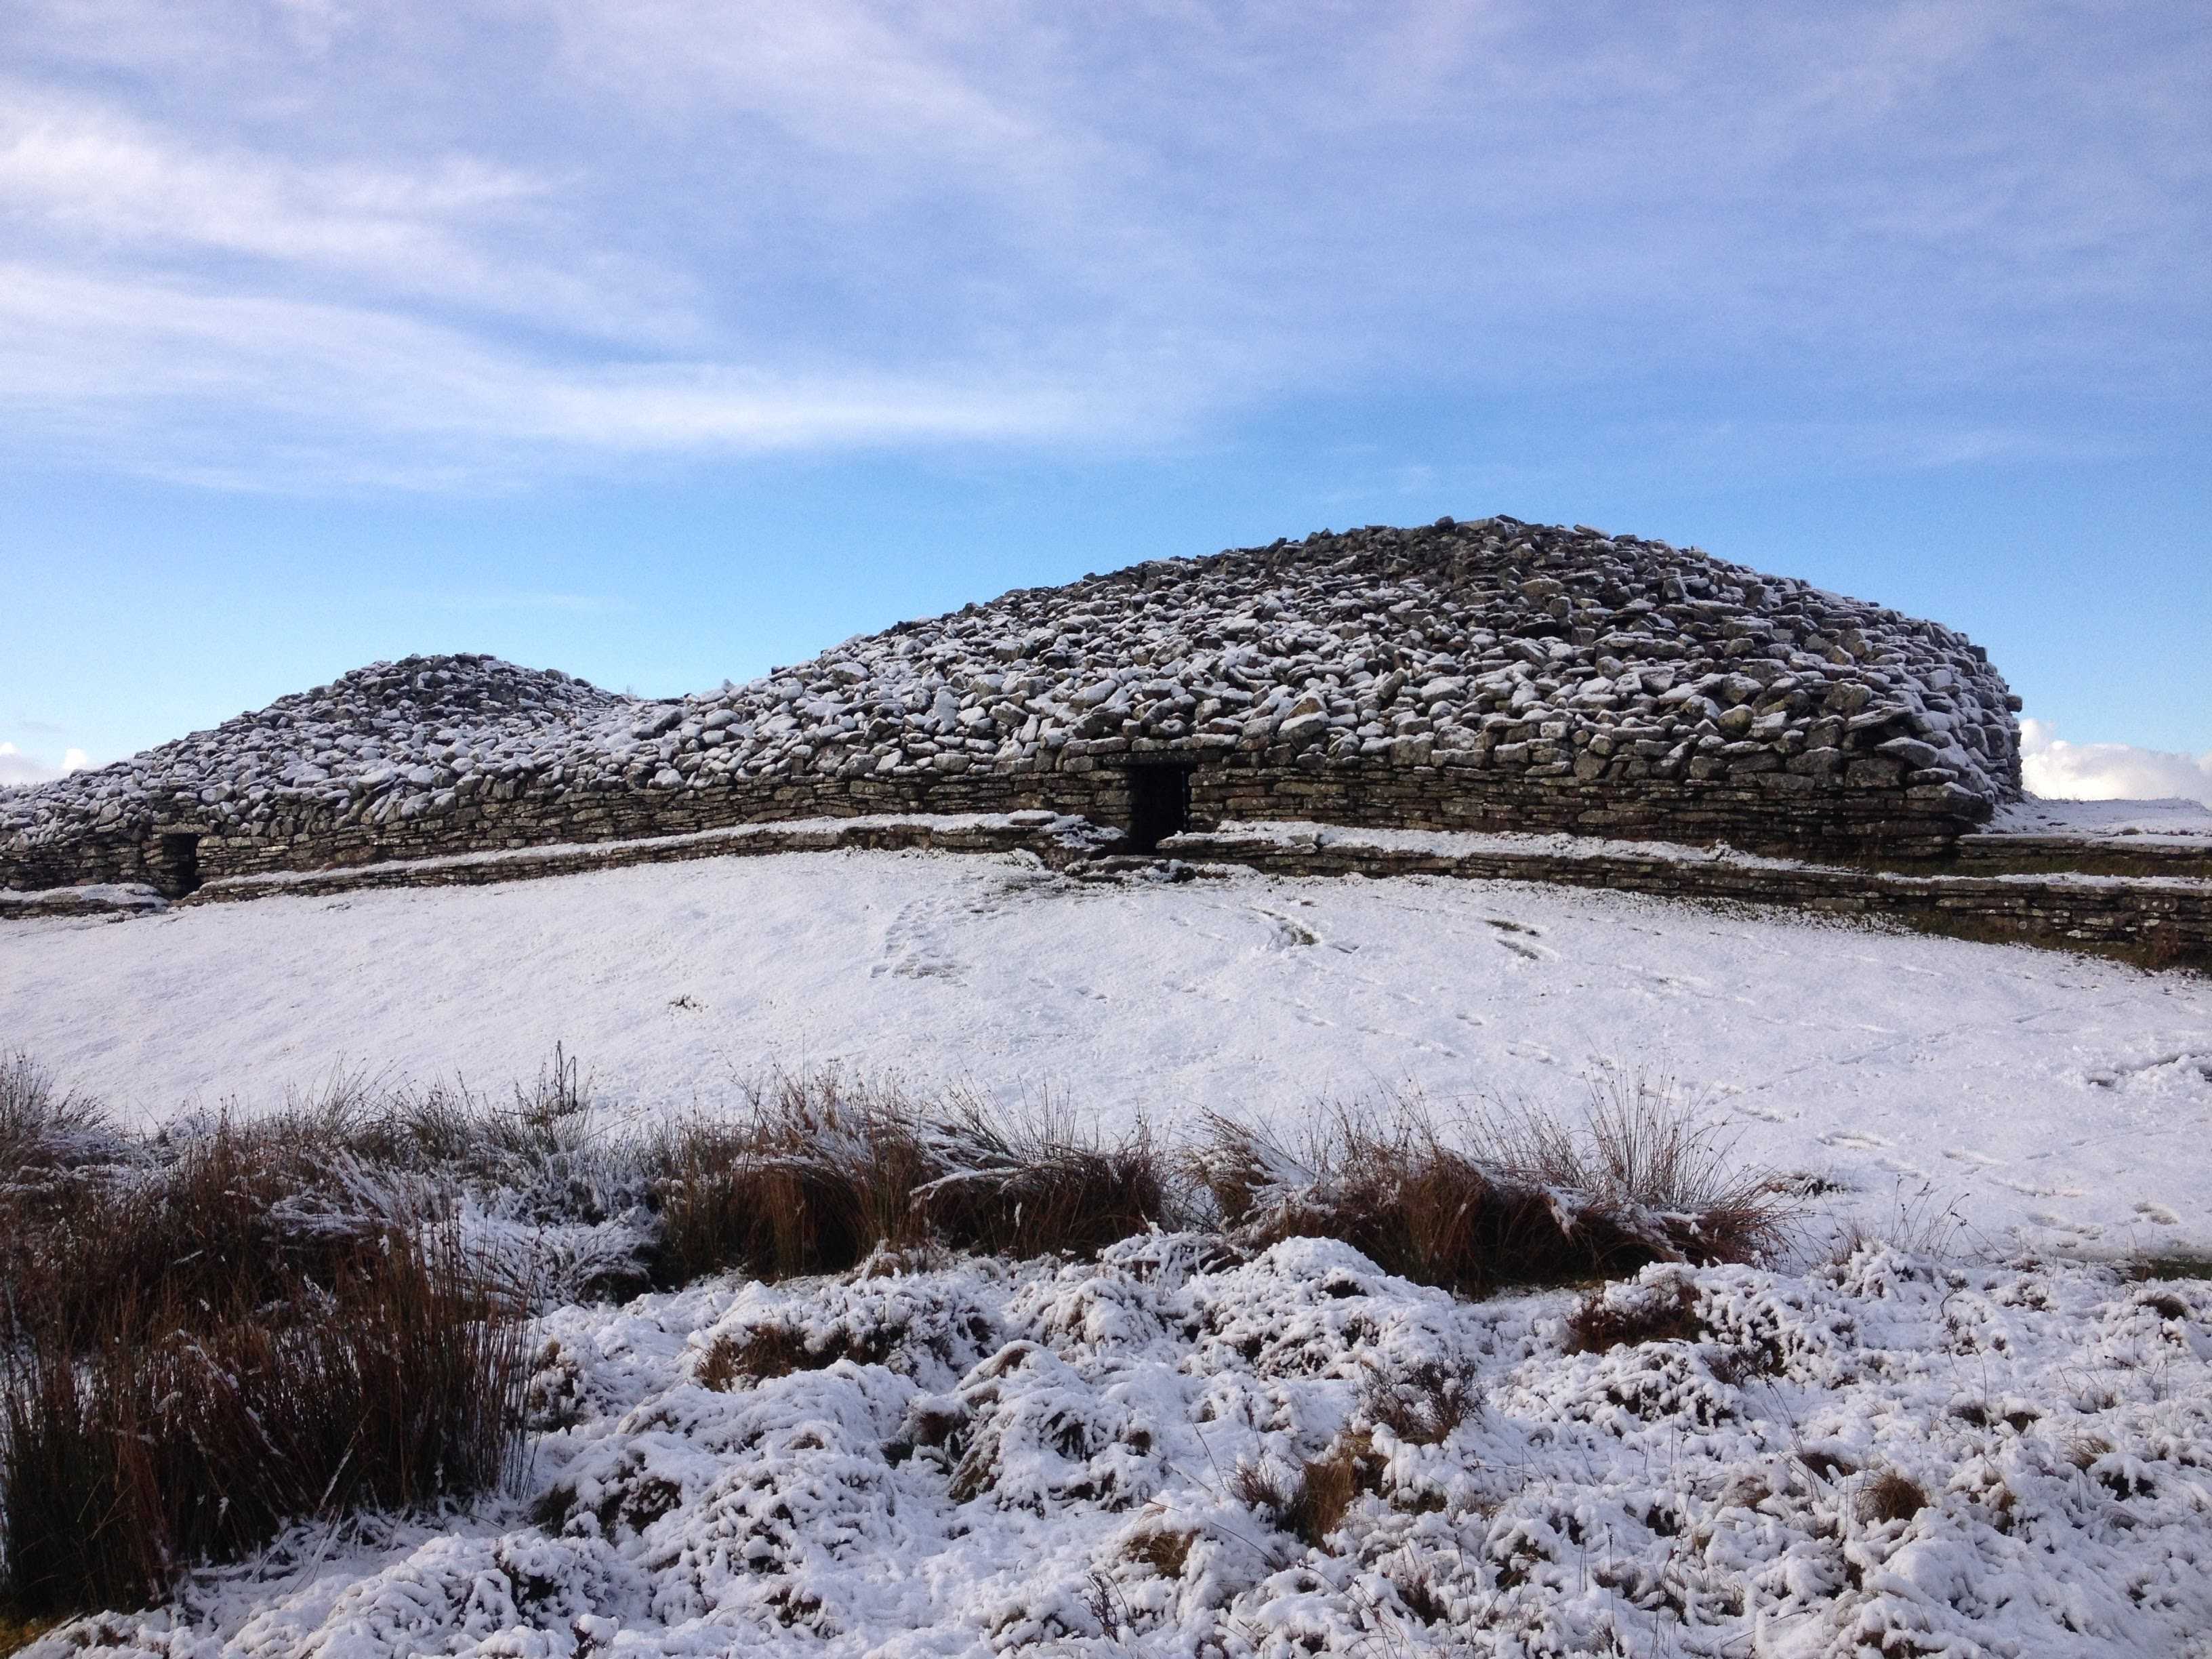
[695,1321,898,1390]
[1564,1280,1705,1355]
[1192,1110,1578,1294]
[1233,1435,1378,1551]
[648,1073,1171,1286]
[0,1231,527,1621]
[1359,1361,1479,1445]
[1855,1469,1929,1527]
[647,1071,933,1286]
[909,1105,1171,1261]
[1191,1083,1796,1297]
[0,1051,125,1175]
[1125,1525,1195,1580]
[1826,1181,1974,1264]
[1469,1067,1797,1267]
[1,1118,409,1353]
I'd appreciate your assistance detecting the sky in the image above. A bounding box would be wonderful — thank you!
[1,0,2207,801]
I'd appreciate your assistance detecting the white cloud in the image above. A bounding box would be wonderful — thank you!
[2019,718,2212,808]
[0,0,2202,486]
[0,262,1119,487]
[0,742,88,788]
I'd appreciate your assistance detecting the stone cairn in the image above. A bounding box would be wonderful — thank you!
[2,518,2022,892]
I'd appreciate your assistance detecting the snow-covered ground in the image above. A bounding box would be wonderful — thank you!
[1988,796,2212,842]
[40,1240,2212,1658]
[4,848,2207,1256]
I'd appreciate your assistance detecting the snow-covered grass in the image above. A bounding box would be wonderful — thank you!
[24,1237,2212,1657]
[4,848,2207,1255]
[7,833,2212,1653]
[0,1049,1809,1635]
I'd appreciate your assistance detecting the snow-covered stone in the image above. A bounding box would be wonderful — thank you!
[1,518,2025,892]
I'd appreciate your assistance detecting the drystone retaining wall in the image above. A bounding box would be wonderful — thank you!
[1163,827,2212,968]
[9,741,1994,900]
[178,815,1106,903]
[17,809,2198,974]
[1948,834,2212,883]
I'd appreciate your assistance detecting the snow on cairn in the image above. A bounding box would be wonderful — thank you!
[1,518,2021,867]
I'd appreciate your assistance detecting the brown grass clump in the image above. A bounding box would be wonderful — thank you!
[909,1105,1170,1261]
[1193,1112,1584,1295]
[649,1073,1170,1286]
[2,1115,406,1352]
[1470,1068,1796,1267]
[1192,1083,1793,1297]
[1233,1435,1378,1551]
[695,1321,897,1389]
[648,1073,935,1286]
[0,1232,528,1621]
[1563,1281,1705,1355]
[1126,1526,1195,1580]
[1856,1469,1929,1527]
[1359,1361,1479,1445]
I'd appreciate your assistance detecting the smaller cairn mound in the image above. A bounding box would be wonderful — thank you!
[0,655,630,871]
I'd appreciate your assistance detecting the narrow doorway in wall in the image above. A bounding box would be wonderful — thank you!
[1127,765,1189,853]
[158,833,202,897]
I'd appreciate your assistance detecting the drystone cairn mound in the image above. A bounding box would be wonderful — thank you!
[1,519,2022,893]
[0,655,635,888]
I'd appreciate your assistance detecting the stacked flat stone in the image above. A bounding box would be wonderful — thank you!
[1,518,2022,886]
[638,516,2020,806]
[0,655,630,852]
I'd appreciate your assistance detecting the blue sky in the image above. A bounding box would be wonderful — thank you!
[1,0,2206,793]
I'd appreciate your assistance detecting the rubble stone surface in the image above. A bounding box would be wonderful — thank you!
[1,517,2024,893]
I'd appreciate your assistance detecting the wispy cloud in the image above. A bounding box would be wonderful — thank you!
[0,741,89,788]
[2020,718,2212,808]
[0,0,2202,488]
[0,263,1114,487]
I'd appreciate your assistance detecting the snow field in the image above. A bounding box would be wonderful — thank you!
[3,848,2208,1255]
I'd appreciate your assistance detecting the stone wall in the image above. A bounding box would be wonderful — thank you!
[1162,825,2212,969]
[18,743,1996,900]
[141,813,2212,973]
[16,805,2202,972]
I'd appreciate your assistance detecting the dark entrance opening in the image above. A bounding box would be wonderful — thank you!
[1126,764,1190,853]
[156,833,203,897]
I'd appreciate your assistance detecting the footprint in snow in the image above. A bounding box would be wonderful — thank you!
[2134,1200,2182,1226]
[1996,1175,2087,1200]
[1821,1131,1894,1151]
[873,897,967,983]
[2028,1211,2105,1238]
[1944,1148,2003,1166]
[1252,908,1320,949]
